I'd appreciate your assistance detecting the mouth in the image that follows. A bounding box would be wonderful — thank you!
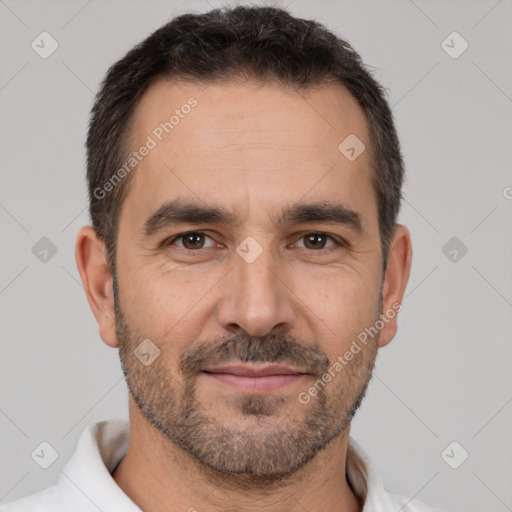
[201,363,309,393]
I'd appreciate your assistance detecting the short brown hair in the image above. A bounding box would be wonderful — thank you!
[86,5,405,276]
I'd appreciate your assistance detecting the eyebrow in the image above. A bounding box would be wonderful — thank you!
[141,199,363,237]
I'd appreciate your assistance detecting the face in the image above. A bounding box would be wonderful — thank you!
[112,79,387,481]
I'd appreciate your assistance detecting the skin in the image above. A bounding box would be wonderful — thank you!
[75,78,412,512]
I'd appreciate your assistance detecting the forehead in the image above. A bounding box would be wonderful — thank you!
[129,78,370,158]
[121,78,375,229]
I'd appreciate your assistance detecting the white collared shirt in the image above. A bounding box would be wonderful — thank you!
[1,418,442,512]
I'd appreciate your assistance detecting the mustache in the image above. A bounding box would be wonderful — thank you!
[180,333,330,378]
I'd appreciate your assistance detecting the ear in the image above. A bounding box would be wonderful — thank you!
[75,225,119,348]
[377,224,413,348]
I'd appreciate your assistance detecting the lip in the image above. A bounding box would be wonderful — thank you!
[202,363,308,393]
[203,363,307,377]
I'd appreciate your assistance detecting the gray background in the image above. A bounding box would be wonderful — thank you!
[1,1,511,511]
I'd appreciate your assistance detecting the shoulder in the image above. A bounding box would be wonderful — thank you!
[1,418,131,512]
[0,484,63,512]
[347,437,444,512]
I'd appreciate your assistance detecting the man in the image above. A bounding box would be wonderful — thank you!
[1,5,442,512]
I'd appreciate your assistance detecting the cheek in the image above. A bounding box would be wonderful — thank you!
[121,262,202,321]
[119,267,217,359]
[296,271,379,353]
[301,265,377,315]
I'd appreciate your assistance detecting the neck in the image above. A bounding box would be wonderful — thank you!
[112,402,363,512]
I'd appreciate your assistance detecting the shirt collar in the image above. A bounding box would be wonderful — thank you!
[346,435,399,510]
[58,418,140,511]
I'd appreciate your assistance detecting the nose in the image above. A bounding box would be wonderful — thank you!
[216,241,297,337]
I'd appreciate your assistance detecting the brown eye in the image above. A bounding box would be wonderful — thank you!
[299,233,337,250]
[181,232,205,249]
[165,232,215,250]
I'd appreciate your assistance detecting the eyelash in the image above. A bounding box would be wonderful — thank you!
[162,231,347,252]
